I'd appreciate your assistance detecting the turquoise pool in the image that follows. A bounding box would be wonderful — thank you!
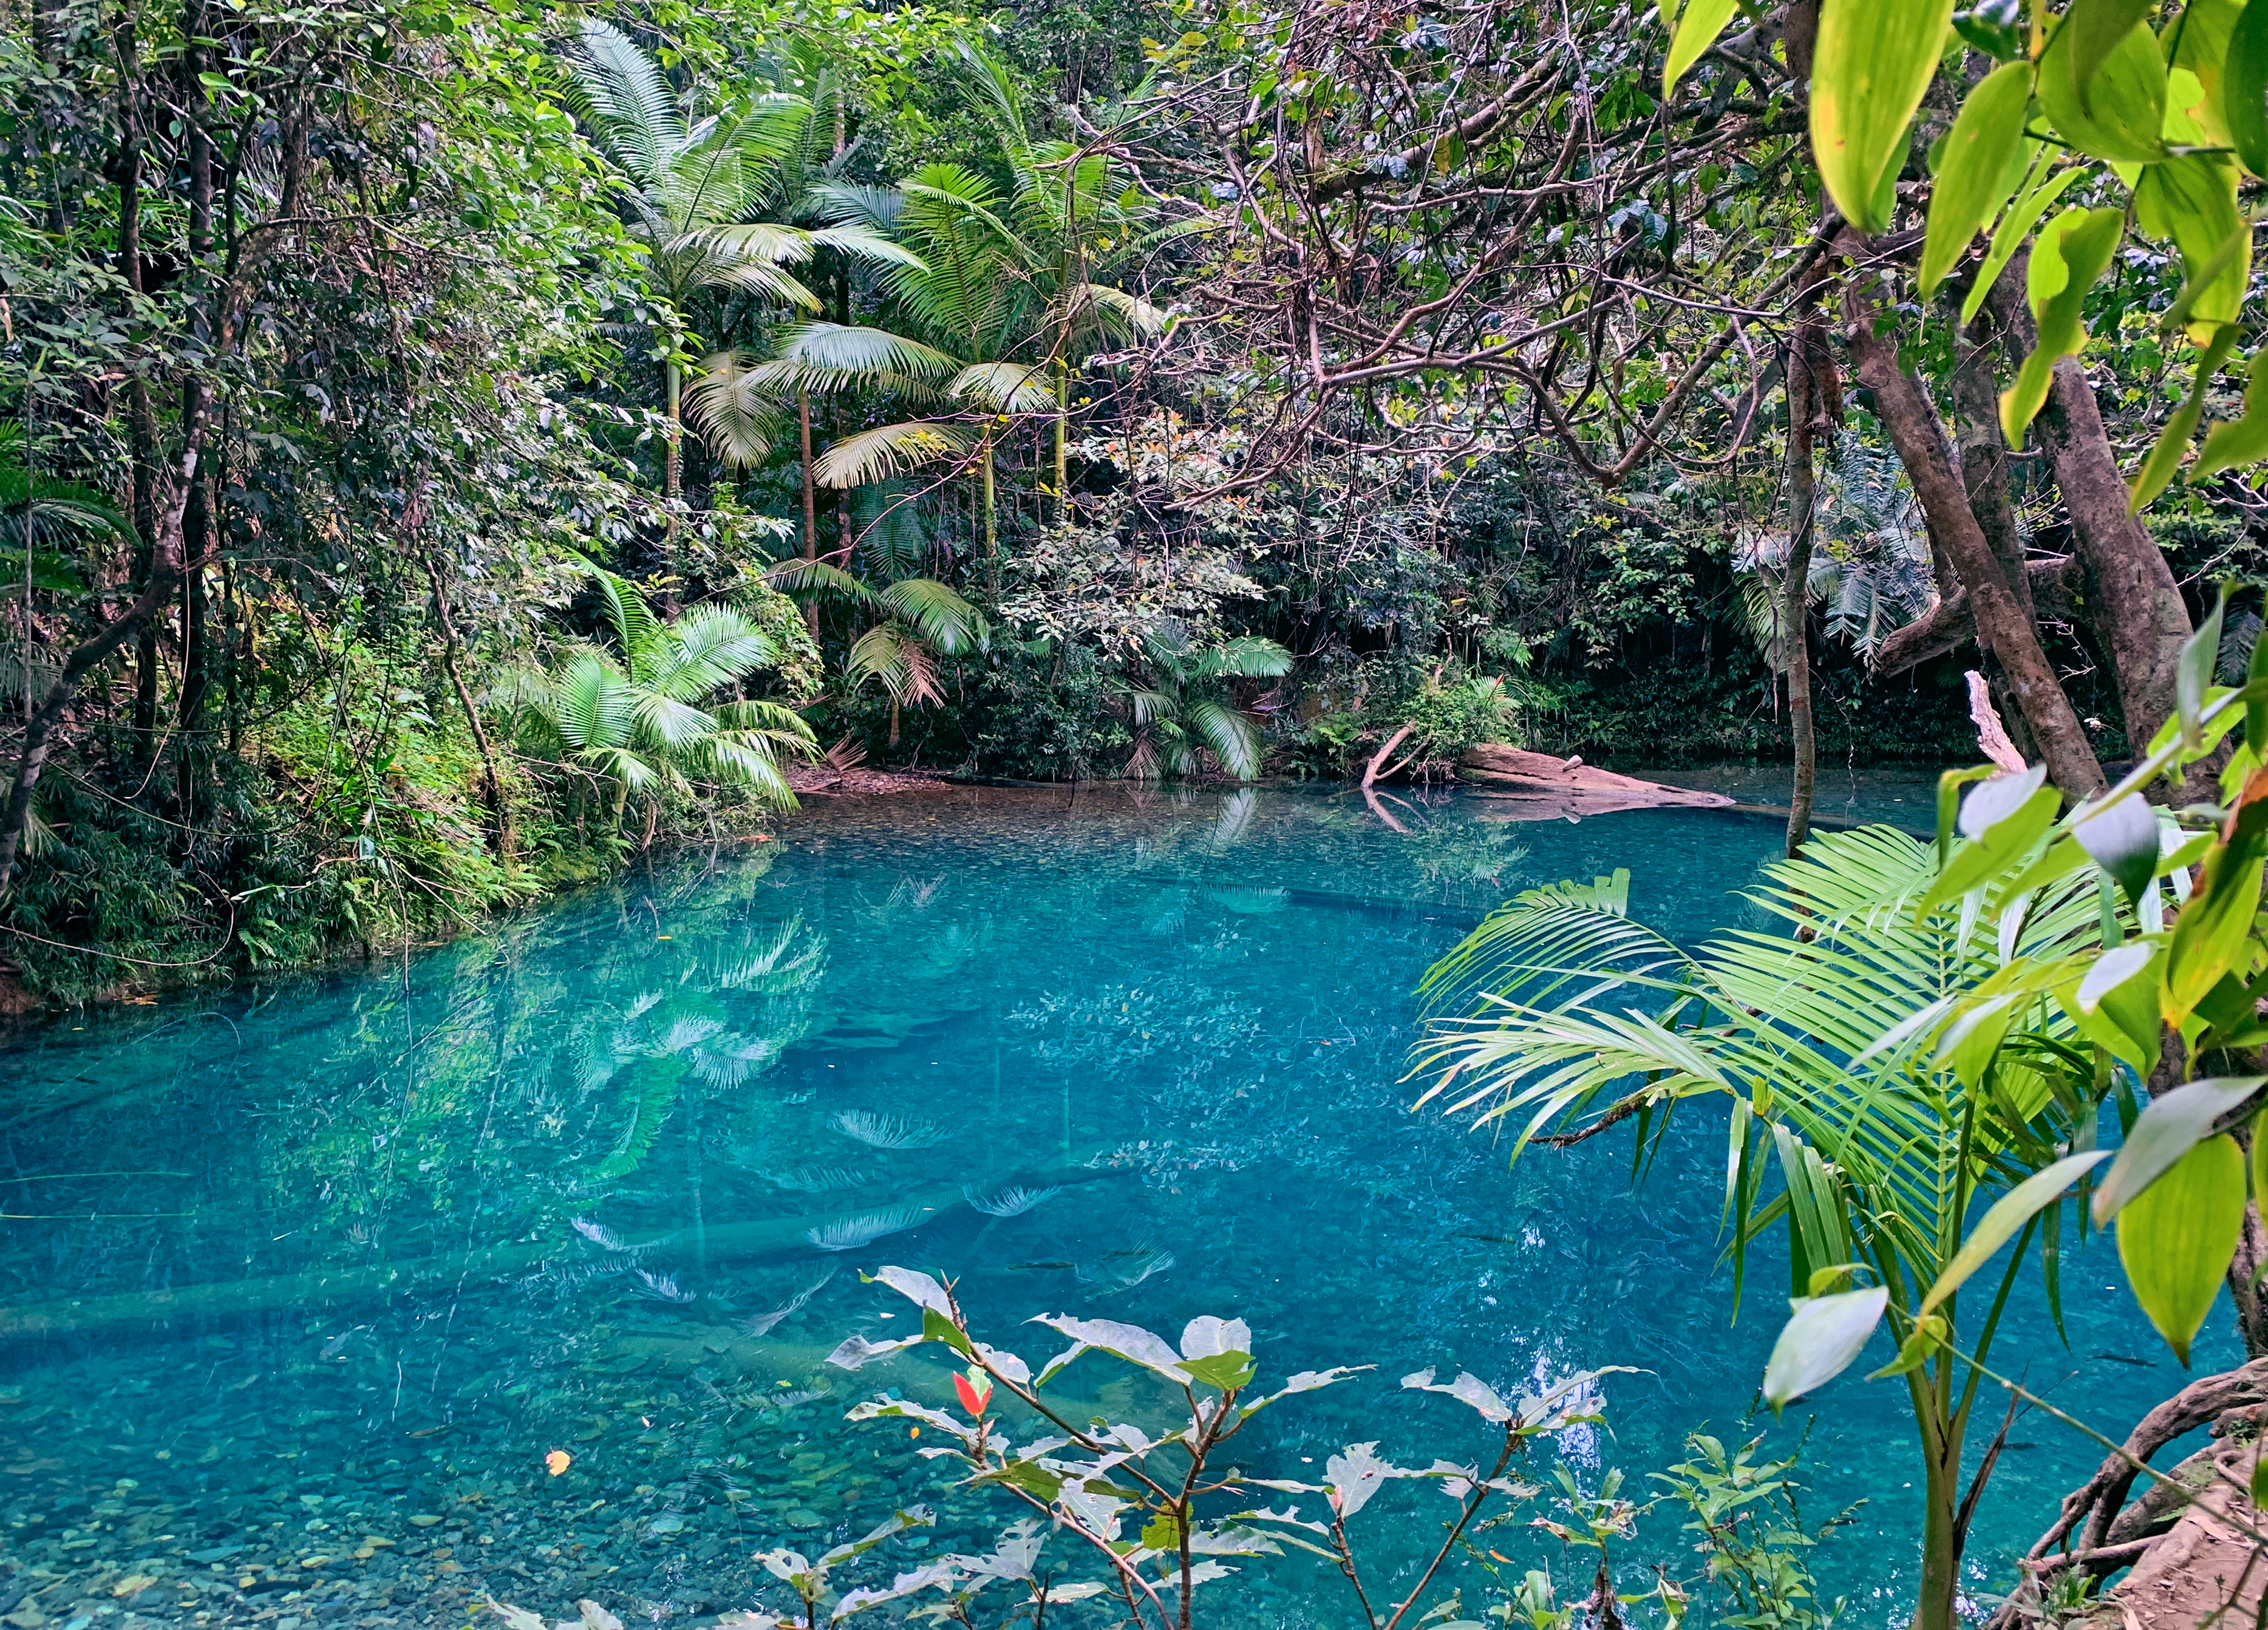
[0,782,2227,1628]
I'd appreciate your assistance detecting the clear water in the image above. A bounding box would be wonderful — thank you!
[0,785,2231,1630]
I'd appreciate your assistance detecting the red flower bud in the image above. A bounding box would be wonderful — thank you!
[953,1368,994,1417]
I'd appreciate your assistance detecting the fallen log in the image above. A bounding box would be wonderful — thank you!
[0,1154,1128,1342]
[1457,746,1737,816]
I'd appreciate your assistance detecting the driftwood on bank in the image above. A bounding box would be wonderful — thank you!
[0,1155,1125,1342]
[1457,745,1737,818]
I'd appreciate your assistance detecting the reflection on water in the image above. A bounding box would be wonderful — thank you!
[0,785,2227,1628]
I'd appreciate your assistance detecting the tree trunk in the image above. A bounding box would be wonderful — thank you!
[799,388,820,640]
[1783,279,1830,857]
[981,427,999,600]
[663,354,683,599]
[1913,1394,1965,1630]
[0,545,190,885]
[1841,270,2103,796]
[173,0,216,819]
[420,549,507,854]
[1986,267,2193,757]
[1054,358,1071,526]
[113,16,162,771]
[1947,304,2032,626]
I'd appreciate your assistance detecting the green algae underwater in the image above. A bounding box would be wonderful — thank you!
[0,783,2229,1628]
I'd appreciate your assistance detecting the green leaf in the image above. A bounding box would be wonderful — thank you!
[2134,156,2251,343]
[2228,0,2268,176]
[1139,1511,1182,1552]
[2067,939,2166,1078]
[1177,1352,1259,1390]
[1761,1286,1890,1411]
[972,1459,1064,1501]
[2072,791,2164,905]
[1809,0,1956,234]
[2118,1134,2247,1363]
[1921,61,2037,295]
[2062,0,2157,109]
[2130,325,2238,513]
[2157,229,2252,342]
[1919,1150,2111,1315]
[923,1307,974,1357]
[2036,13,2170,162]
[1918,778,2061,920]
[2165,811,2267,1025]
[1962,157,2086,324]
[2193,347,2268,482]
[2093,1077,2267,1222]
[1868,1313,1947,1378]
[2002,208,2125,443]
[1936,992,2023,1089]
[2179,585,2231,751]
[1663,0,1741,97]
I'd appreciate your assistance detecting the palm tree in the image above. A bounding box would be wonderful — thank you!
[1734,432,1936,670]
[1123,631,1291,780]
[1411,827,2115,1630]
[953,39,1170,521]
[562,22,914,568]
[493,568,816,841]
[799,53,1168,590]
[766,558,987,746]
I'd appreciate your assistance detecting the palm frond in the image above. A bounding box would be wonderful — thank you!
[1183,697,1265,780]
[1061,280,1170,340]
[565,19,686,186]
[0,467,138,554]
[812,421,979,488]
[778,322,959,378]
[585,565,666,678]
[1190,635,1292,681]
[808,180,904,233]
[684,352,788,468]
[950,361,1054,413]
[875,578,987,654]
[647,605,780,700]
[808,223,928,269]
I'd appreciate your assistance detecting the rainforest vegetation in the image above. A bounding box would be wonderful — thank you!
[19,0,2268,1621]
[12,0,2265,996]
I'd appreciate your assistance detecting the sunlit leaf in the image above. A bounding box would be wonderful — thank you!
[1761,1286,1889,1410]
[1919,1150,2109,1315]
[1809,0,1956,234]
[1921,61,2034,296]
[2118,1134,2247,1363]
[2093,1077,2267,1222]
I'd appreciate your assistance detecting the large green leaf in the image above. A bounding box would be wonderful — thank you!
[1809,0,1955,234]
[2117,1134,2247,1363]
[2001,208,2125,443]
[1761,1287,1889,1410]
[1662,0,1742,97]
[2062,0,2158,108]
[2093,1076,2267,1221]
[1920,1150,2110,1315]
[2065,939,2165,1078]
[2036,13,2169,163]
[2134,155,2250,343]
[2228,0,2268,176]
[1921,61,2035,296]
[1961,154,2086,324]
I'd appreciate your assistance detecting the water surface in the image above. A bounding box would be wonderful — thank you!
[0,785,2223,1629]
